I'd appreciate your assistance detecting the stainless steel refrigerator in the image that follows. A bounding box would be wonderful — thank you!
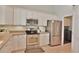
[47,20,62,46]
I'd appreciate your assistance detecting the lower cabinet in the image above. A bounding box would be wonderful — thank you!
[39,33,49,46]
[17,35,26,49]
[0,34,26,53]
[11,34,26,52]
[0,33,49,52]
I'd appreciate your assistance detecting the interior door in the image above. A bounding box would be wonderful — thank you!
[51,20,62,46]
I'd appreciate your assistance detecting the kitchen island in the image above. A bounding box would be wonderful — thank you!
[0,32,12,52]
[0,29,26,53]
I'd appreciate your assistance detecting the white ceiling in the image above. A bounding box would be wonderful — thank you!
[11,5,73,16]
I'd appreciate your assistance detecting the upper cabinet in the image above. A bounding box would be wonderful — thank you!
[26,11,47,26]
[14,8,26,25]
[0,6,14,25]
[0,6,56,26]
[38,15,47,26]
[5,6,14,25]
[64,16,72,26]
[0,6,5,24]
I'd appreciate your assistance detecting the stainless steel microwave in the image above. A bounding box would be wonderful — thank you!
[26,19,38,26]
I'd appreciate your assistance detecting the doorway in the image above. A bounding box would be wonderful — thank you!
[64,16,72,44]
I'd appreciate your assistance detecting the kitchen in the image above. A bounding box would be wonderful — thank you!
[0,5,72,53]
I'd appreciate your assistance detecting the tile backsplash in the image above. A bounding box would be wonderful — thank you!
[26,26,46,32]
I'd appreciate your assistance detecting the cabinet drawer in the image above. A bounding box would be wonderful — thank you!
[52,36,61,45]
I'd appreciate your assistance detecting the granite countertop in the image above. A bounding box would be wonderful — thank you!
[9,30,26,35]
[39,32,49,34]
[9,29,26,32]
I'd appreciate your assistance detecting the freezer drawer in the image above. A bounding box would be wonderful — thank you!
[51,36,61,46]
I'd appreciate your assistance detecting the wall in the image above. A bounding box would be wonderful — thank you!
[58,5,79,52]
[12,6,59,21]
[25,9,58,20]
[72,6,79,52]
[56,6,73,46]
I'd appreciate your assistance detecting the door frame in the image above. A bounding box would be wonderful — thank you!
[61,14,73,47]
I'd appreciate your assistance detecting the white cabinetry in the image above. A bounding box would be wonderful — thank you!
[38,19,47,26]
[39,33,49,46]
[11,35,18,51]
[14,8,26,25]
[0,34,26,53]
[26,10,47,26]
[38,19,43,26]
[0,6,5,24]
[0,6,14,25]
[5,6,14,25]
[12,34,26,51]
[38,17,47,26]
[17,35,26,49]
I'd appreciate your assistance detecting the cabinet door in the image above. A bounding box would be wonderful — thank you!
[43,33,49,44]
[5,6,14,25]
[38,19,43,26]
[26,11,33,19]
[64,16,72,26]
[14,8,21,25]
[14,8,26,25]
[20,9,26,25]
[17,35,26,49]
[0,6,6,24]
[11,35,18,51]
[39,33,49,46]
[38,19,47,26]
[11,34,26,52]
[0,6,14,25]
[43,20,47,26]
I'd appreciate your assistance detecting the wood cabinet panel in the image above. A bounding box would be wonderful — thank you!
[64,16,72,26]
